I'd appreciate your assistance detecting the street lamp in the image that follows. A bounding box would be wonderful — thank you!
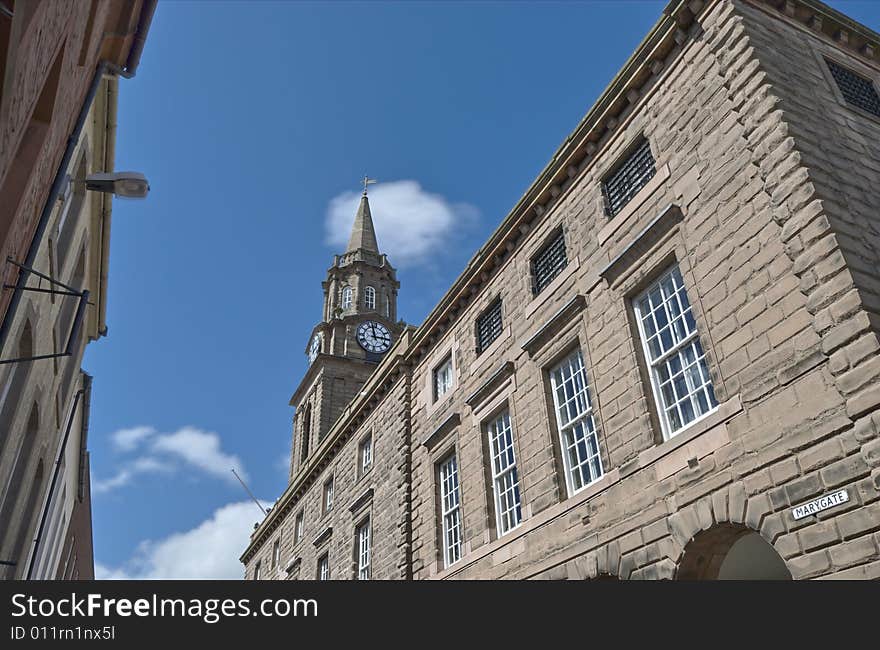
[83,171,150,198]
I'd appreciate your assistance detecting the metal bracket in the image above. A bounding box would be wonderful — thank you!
[0,258,90,365]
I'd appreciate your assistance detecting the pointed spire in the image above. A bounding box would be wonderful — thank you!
[346,188,380,254]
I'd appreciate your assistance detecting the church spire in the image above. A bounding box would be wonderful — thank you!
[346,179,380,254]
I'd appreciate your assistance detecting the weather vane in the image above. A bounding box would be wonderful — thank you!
[361,175,377,196]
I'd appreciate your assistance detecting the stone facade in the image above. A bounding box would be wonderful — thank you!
[241,0,880,580]
[0,1,155,580]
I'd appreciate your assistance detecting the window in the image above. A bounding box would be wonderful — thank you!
[385,296,391,318]
[341,286,353,310]
[300,404,311,462]
[253,561,261,580]
[323,477,334,514]
[549,349,603,496]
[359,434,373,476]
[486,410,522,536]
[825,58,880,117]
[438,453,462,568]
[271,537,281,569]
[356,519,371,580]
[433,354,454,402]
[476,299,503,354]
[602,136,656,218]
[365,286,376,310]
[634,265,718,439]
[531,229,568,296]
[294,511,304,544]
[317,554,330,581]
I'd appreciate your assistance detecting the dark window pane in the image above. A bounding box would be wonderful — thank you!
[602,137,657,217]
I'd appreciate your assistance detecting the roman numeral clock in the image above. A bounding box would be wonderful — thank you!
[356,320,392,355]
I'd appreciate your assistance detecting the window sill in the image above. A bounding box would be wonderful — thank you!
[598,163,670,247]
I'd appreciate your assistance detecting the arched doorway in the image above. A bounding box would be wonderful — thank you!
[676,523,791,580]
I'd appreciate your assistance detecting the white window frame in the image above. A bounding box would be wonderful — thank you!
[294,511,304,544]
[359,434,373,475]
[356,519,371,580]
[317,554,330,581]
[272,537,281,569]
[633,265,718,440]
[438,453,462,568]
[549,349,604,497]
[433,354,454,402]
[486,410,522,537]
[341,286,353,310]
[323,478,334,514]
[365,286,376,310]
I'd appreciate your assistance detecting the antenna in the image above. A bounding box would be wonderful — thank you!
[231,468,268,516]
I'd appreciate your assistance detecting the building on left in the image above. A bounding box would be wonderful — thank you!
[0,0,156,580]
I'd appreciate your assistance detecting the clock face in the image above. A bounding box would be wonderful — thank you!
[308,333,322,364]
[356,321,392,354]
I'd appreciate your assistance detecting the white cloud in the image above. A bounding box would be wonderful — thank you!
[151,426,247,484]
[110,426,156,452]
[95,500,270,580]
[93,426,246,494]
[325,180,479,268]
[92,456,173,494]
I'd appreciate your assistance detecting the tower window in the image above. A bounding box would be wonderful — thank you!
[365,286,376,310]
[341,286,353,310]
[601,136,656,218]
[385,296,391,318]
[531,230,568,296]
[271,537,281,569]
[300,404,311,463]
[476,298,503,354]
[825,58,880,117]
[633,265,718,439]
[253,561,261,580]
[294,510,304,544]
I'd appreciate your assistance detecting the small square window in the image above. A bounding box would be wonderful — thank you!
[433,354,454,402]
[601,136,656,218]
[476,299,503,354]
[358,434,373,476]
[825,58,880,117]
[323,478,334,515]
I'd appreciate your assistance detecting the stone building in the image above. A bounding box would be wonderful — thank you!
[0,0,155,580]
[241,0,880,580]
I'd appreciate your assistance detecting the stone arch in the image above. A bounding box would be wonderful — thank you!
[675,522,791,580]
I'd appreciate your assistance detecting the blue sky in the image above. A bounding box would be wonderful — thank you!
[86,1,880,578]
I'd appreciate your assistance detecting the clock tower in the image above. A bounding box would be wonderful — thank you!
[289,185,402,479]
